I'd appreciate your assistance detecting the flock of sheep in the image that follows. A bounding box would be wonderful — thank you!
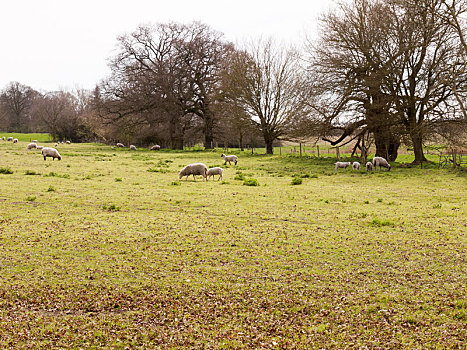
[335,157,391,172]
[2,137,393,180]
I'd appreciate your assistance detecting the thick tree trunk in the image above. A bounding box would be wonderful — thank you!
[204,115,214,149]
[266,141,274,154]
[374,129,400,161]
[410,129,427,164]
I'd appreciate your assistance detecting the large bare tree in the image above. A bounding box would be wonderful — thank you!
[0,82,38,132]
[224,39,309,154]
[100,22,232,149]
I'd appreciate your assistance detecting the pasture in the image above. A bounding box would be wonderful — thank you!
[0,139,465,348]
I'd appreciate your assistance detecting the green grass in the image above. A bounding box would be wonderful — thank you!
[0,132,53,143]
[0,139,466,348]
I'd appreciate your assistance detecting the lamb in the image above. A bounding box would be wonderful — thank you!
[26,143,37,150]
[116,143,125,148]
[179,163,208,181]
[2,137,5,140]
[130,145,137,150]
[36,145,43,150]
[7,137,13,141]
[366,162,374,171]
[335,161,351,171]
[41,147,61,161]
[13,138,18,143]
[221,153,238,165]
[372,156,391,171]
[352,161,361,171]
[207,167,224,181]
[150,144,161,151]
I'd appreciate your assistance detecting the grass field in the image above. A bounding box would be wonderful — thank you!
[0,139,465,349]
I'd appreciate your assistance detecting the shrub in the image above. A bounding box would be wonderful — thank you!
[170,181,181,186]
[243,178,259,186]
[291,177,303,185]
[234,173,246,181]
[25,170,40,175]
[115,178,122,182]
[370,218,393,227]
[47,186,56,192]
[0,167,13,174]
[102,204,120,211]
[26,195,36,202]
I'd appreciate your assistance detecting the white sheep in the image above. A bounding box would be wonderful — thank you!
[26,143,37,150]
[32,140,38,143]
[54,143,58,147]
[116,143,124,148]
[366,162,374,171]
[66,140,71,144]
[2,136,5,141]
[7,137,13,141]
[41,147,61,161]
[352,161,361,171]
[13,138,18,143]
[372,156,391,171]
[150,145,161,151]
[221,153,238,165]
[130,145,137,150]
[179,163,208,181]
[207,167,224,181]
[36,145,44,150]
[335,161,351,171]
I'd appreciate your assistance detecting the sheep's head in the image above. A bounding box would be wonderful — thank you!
[221,154,225,158]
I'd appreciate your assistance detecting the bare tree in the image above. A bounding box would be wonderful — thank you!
[100,22,232,149]
[0,82,38,132]
[224,39,309,154]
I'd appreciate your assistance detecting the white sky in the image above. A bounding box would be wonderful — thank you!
[0,0,336,92]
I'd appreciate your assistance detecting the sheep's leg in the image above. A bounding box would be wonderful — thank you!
[43,156,46,161]
[193,174,196,181]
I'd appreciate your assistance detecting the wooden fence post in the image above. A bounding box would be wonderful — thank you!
[300,143,302,158]
[317,145,320,158]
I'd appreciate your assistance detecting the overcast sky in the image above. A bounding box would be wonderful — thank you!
[0,0,336,92]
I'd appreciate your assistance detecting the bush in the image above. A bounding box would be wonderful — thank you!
[0,167,13,174]
[25,170,41,176]
[243,178,259,186]
[291,177,303,185]
[234,173,246,181]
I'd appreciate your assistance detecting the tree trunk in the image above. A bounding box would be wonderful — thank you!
[374,129,400,161]
[410,129,427,164]
[204,114,214,149]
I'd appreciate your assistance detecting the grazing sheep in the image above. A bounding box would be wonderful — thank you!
[179,163,208,182]
[221,153,238,165]
[2,136,5,141]
[7,137,13,141]
[372,156,391,171]
[54,143,58,147]
[66,140,71,144]
[335,161,351,171]
[36,145,43,150]
[130,145,137,150]
[150,144,161,151]
[116,143,124,148]
[366,162,374,171]
[13,138,18,143]
[352,161,361,171]
[207,167,224,181]
[26,143,37,150]
[41,147,61,161]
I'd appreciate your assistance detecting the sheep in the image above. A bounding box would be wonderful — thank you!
[352,161,361,171]
[179,163,208,182]
[372,156,391,171]
[26,143,37,150]
[13,138,18,143]
[66,140,71,144]
[366,162,374,171]
[116,143,124,148]
[54,143,58,147]
[130,145,137,150]
[2,136,5,141]
[221,153,238,165]
[207,167,224,181]
[36,145,43,150]
[7,137,13,141]
[150,144,161,151]
[335,161,351,171]
[32,140,37,143]
[41,147,61,161]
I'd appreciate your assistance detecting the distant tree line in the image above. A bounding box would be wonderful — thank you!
[1,0,466,162]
